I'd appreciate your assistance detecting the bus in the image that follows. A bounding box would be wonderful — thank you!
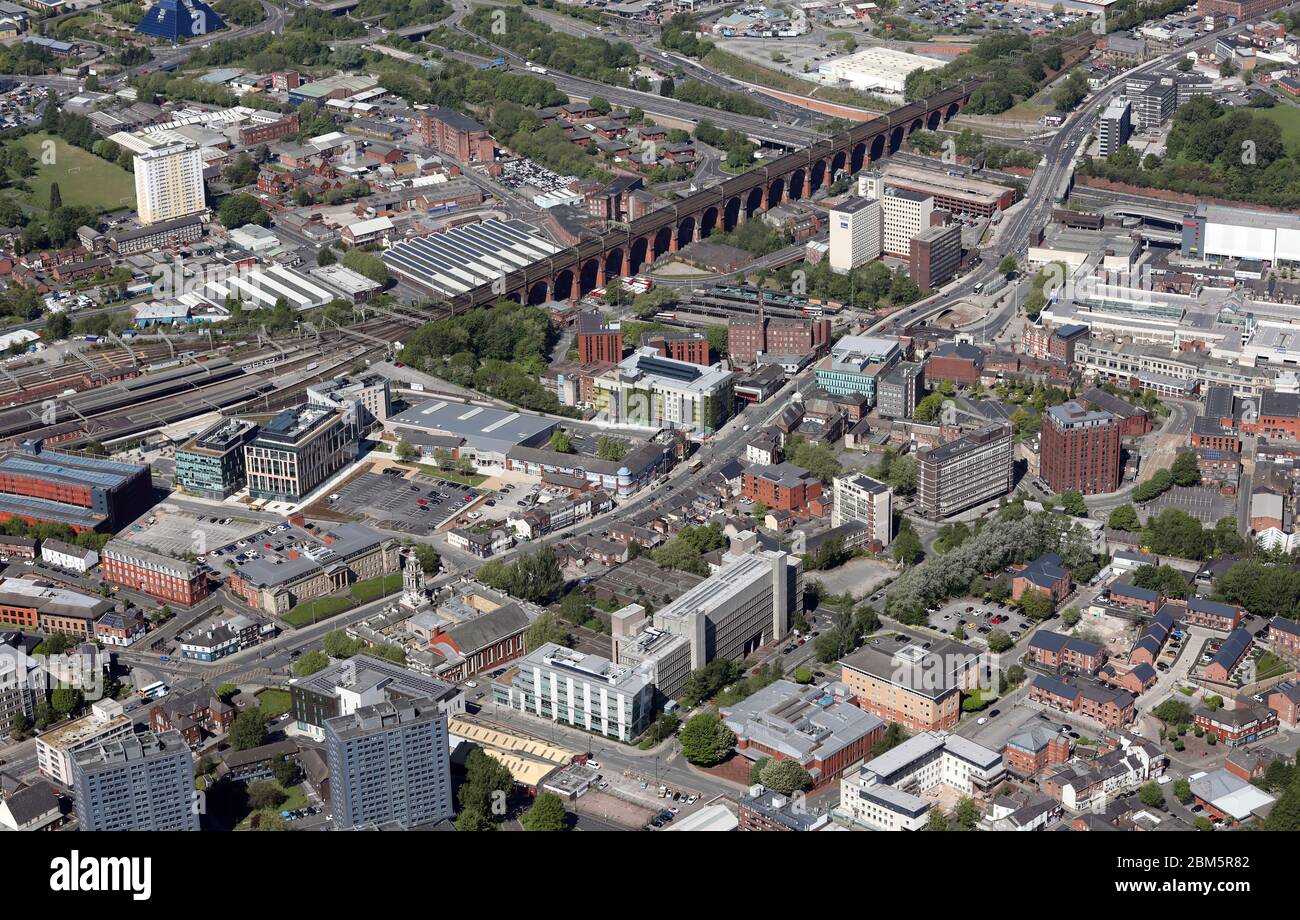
[138,680,169,700]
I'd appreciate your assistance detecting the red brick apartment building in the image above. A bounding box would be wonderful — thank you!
[646,331,710,366]
[151,689,236,747]
[1180,596,1243,632]
[924,341,984,387]
[1129,608,1176,666]
[575,312,624,365]
[1026,630,1105,674]
[1030,674,1135,727]
[1239,390,1300,441]
[741,463,824,515]
[1270,616,1300,657]
[1040,401,1122,494]
[418,107,496,162]
[101,542,209,607]
[1010,553,1072,605]
[1191,417,1241,453]
[839,637,981,733]
[239,113,299,146]
[1192,703,1279,747]
[1024,322,1089,364]
[1269,681,1300,727]
[726,315,831,366]
[1106,580,1162,614]
[1002,721,1072,777]
[1198,0,1289,20]
[1202,628,1253,683]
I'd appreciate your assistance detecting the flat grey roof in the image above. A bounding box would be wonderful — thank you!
[390,399,555,455]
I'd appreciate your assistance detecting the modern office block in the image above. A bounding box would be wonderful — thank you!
[828,196,882,272]
[916,422,1013,519]
[881,187,933,258]
[1098,97,1132,158]
[492,643,657,742]
[831,472,892,546]
[244,405,355,502]
[175,418,259,500]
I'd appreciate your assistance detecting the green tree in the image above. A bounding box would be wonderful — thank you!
[893,519,923,566]
[271,753,301,787]
[525,612,573,650]
[413,543,440,575]
[1138,781,1165,809]
[550,429,573,453]
[247,780,287,810]
[1170,450,1201,487]
[986,629,1013,653]
[395,440,419,462]
[758,758,812,795]
[218,193,269,228]
[229,708,267,751]
[521,792,568,831]
[1152,699,1191,726]
[294,650,330,676]
[50,687,83,718]
[1017,588,1053,621]
[48,182,61,211]
[1058,490,1087,517]
[1107,504,1140,531]
[457,746,515,828]
[595,436,625,462]
[679,713,736,766]
[341,249,390,286]
[953,796,980,830]
[997,254,1018,276]
[1173,778,1192,803]
[215,683,238,703]
[924,808,950,831]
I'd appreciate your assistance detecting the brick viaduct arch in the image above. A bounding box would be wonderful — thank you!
[447,82,979,311]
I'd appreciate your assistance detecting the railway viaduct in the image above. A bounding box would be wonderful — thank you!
[442,80,983,312]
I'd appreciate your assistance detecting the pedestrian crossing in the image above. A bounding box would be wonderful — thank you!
[206,663,273,683]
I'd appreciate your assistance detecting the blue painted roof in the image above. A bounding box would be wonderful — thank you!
[136,0,225,40]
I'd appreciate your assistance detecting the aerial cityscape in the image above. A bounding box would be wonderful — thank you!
[0,0,1295,859]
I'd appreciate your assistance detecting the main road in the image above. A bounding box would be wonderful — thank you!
[867,22,1248,339]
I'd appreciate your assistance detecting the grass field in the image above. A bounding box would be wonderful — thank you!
[8,133,135,214]
[350,572,403,604]
[282,572,406,627]
[283,595,354,628]
[255,689,292,719]
[1255,104,1300,150]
